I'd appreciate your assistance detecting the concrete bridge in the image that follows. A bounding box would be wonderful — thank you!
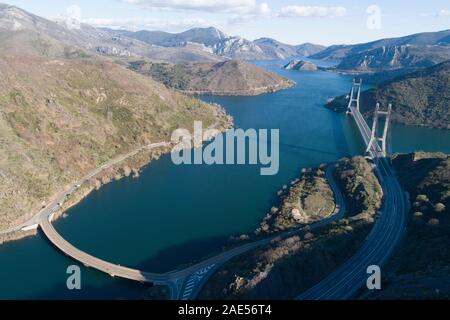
[345,79,392,158]
[40,165,345,300]
[40,165,347,300]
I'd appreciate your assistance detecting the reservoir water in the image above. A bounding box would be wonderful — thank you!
[1,61,449,299]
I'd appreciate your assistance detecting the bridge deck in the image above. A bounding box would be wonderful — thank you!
[349,106,382,158]
[40,218,166,283]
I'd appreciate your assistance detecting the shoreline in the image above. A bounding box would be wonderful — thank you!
[0,112,233,246]
[180,80,296,97]
[0,145,170,245]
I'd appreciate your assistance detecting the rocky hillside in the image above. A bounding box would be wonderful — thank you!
[327,61,450,129]
[336,45,450,72]
[284,60,318,71]
[116,27,228,48]
[0,54,230,230]
[199,157,382,299]
[118,27,325,61]
[257,167,335,234]
[128,60,295,96]
[254,38,325,60]
[0,4,325,62]
[310,29,450,61]
[368,153,450,299]
[0,4,222,63]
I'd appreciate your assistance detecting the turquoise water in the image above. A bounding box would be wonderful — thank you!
[1,61,449,299]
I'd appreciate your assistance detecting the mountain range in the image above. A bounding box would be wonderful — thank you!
[336,44,450,72]
[108,27,326,61]
[0,4,222,63]
[254,38,325,60]
[310,29,450,61]
[306,29,450,80]
[0,3,325,63]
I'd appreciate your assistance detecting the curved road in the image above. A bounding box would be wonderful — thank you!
[39,165,346,298]
[184,165,346,300]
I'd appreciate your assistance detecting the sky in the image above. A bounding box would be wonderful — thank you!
[3,0,450,45]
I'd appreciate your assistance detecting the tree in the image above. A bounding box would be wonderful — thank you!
[416,194,429,203]
[434,203,446,213]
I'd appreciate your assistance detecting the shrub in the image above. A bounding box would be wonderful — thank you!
[416,194,430,203]
[434,203,446,213]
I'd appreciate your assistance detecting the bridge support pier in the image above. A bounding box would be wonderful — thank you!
[346,79,362,114]
[366,103,392,158]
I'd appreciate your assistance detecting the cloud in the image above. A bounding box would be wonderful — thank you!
[278,6,347,18]
[85,0,272,31]
[227,2,271,25]
[84,17,210,32]
[121,0,272,26]
[439,9,450,16]
[121,0,262,14]
[258,2,271,16]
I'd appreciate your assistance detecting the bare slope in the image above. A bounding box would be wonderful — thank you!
[336,45,450,72]
[117,27,326,61]
[310,29,450,61]
[0,4,222,63]
[128,60,295,96]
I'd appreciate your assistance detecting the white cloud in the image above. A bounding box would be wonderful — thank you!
[121,0,261,14]
[121,0,272,27]
[227,2,271,25]
[258,2,271,16]
[278,6,347,18]
[84,17,210,32]
[439,9,450,16]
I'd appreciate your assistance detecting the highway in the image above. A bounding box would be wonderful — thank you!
[296,104,408,300]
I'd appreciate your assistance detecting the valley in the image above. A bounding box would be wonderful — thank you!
[128,59,294,96]
[0,1,449,303]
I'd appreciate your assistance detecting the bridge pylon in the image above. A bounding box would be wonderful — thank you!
[346,78,362,114]
[366,103,392,158]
